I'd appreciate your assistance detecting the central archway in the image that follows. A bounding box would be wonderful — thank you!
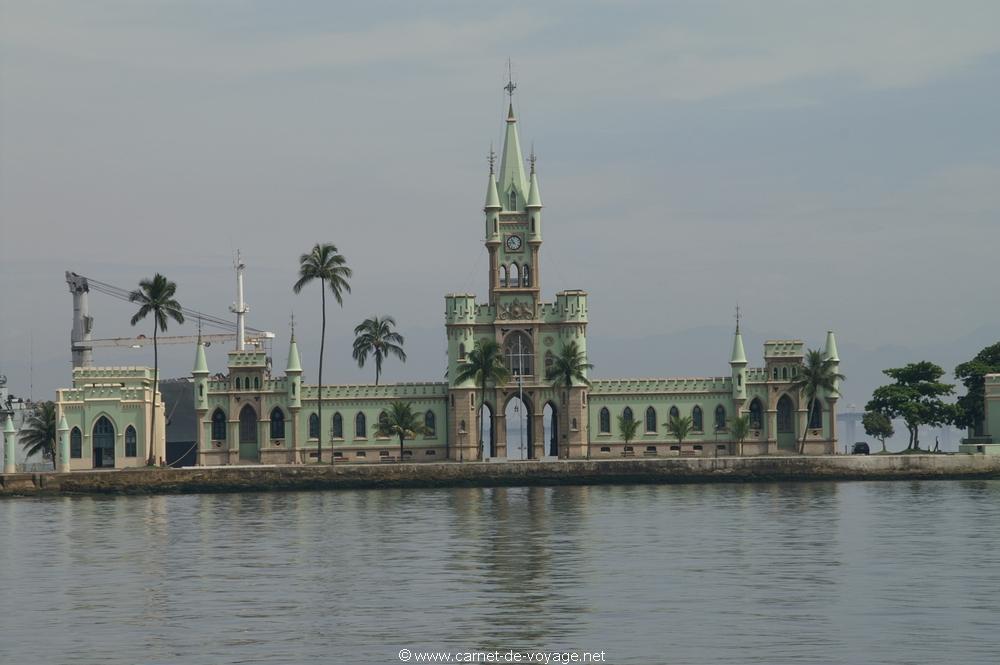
[92,416,115,469]
[239,404,259,461]
[505,396,532,460]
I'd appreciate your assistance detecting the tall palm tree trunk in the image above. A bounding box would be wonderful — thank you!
[149,325,158,466]
[319,285,326,464]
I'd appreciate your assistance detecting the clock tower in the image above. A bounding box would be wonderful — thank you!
[445,76,590,462]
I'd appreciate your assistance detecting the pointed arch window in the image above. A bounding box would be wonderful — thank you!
[669,406,680,420]
[714,405,726,431]
[269,408,285,439]
[212,408,227,441]
[235,377,242,390]
[645,407,657,433]
[239,405,257,444]
[749,399,763,430]
[309,413,320,439]
[70,427,82,458]
[777,395,794,433]
[499,265,507,288]
[509,263,520,287]
[781,367,788,380]
[692,406,703,432]
[622,406,634,423]
[125,425,138,457]
[355,412,367,439]
[254,376,261,390]
[509,189,517,209]
[332,412,344,439]
[424,410,436,436]
[599,407,611,434]
[376,411,389,438]
[809,400,823,429]
[504,331,533,376]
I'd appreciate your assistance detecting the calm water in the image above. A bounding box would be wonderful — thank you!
[2,481,999,665]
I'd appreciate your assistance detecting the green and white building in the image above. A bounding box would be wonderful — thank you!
[54,85,842,468]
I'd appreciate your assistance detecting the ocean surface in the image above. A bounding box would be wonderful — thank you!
[2,481,999,665]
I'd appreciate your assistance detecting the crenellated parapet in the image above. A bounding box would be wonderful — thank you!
[591,377,732,396]
[299,382,449,401]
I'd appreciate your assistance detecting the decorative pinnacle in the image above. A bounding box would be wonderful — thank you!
[504,59,516,98]
[528,143,537,175]
[488,143,496,175]
[735,304,741,334]
[290,311,296,340]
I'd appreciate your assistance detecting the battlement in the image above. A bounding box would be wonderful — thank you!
[72,366,154,387]
[227,351,268,367]
[59,384,152,402]
[299,382,449,400]
[591,376,732,395]
[763,340,805,358]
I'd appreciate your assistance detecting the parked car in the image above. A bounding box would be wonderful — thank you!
[851,442,870,455]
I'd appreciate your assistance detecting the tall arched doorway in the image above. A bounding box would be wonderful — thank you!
[92,416,115,468]
[776,394,796,451]
[480,403,495,460]
[543,402,558,457]
[239,404,259,461]
[505,396,532,460]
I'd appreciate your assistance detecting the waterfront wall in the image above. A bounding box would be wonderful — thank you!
[2,455,1000,497]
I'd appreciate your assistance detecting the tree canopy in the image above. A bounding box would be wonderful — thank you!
[866,361,954,450]
[954,342,1000,433]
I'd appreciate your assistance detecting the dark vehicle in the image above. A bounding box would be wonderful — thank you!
[851,442,870,455]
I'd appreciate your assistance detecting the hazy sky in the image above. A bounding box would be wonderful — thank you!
[2,1,999,408]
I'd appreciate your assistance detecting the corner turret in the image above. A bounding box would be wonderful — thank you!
[730,321,748,402]
[824,330,840,398]
[286,331,302,409]
[526,151,542,242]
[193,336,209,412]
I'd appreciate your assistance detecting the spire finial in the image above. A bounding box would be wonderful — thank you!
[488,143,496,175]
[504,58,516,98]
[290,311,296,340]
[528,143,536,175]
[735,304,741,334]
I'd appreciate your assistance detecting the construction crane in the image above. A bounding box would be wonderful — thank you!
[66,263,274,368]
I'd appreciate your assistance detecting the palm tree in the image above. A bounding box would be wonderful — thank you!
[666,414,693,447]
[375,402,428,461]
[19,401,57,469]
[731,414,751,456]
[618,412,639,448]
[790,348,846,454]
[454,339,510,459]
[352,316,406,385]
[130,273,184,466]
[293,243,352,464]
[545,341,593,457]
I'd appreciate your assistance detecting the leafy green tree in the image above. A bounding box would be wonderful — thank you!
[790,348,845,454]
[866,361,955,450]
[954,342,1000,435]
[293,243,352,463]
[19,401,57,469]
[352,315,406,385]
[375,402,428,461]
[130,273,184,465]
[454,339,510,458]
[666,414,693,446]
[618,412,639,448]
[731,414,751,456]
[862,410,894,453]
[545,341,593,456]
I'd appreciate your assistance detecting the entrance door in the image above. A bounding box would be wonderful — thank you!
[239,404,259,461]
[776,395,796,451]
[92,416,115,468]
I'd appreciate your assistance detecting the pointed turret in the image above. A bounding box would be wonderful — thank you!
[286,329,302,410]
[823,330,839,363]
[730,328,747,365]
[485,172,501,211]
[286,333,303,374]
[526,167,542,209]
[3,414,16,473]
[193,339,209,376]
[497,102,528,210]
[730,310,748,401]
[57,413,70,472]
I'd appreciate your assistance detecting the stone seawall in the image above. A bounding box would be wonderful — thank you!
[2,455,1000,497]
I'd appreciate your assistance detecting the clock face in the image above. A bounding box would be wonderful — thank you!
[506,234,523,251]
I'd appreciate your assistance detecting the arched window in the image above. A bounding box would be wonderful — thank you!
[254,376,260,390]
[504,331,533,376]
[460,420,467,433]
[70,427,82,458]
[499,265,507,287]
[749,399,763,429]
[715,405,726,431]
[669,406,680,421]
[425,410,436,436]
[125,425,137,457]
[509,263,520,287]
[777,395,794,433]
[692,406,703,431]
[93,416,115,468]
[235,377,242,390]
[781,367,788,380]
[522,265,530,287]
[622,407,634,423]
[509,189,516,209]
[269,408,285,439]
[809,400,823,429]
[599,408,611,434]
[239,405,257,444]
[355,412,367,439]
[332,412,343,439]
[531,217,535,233]
[459,343,466,360]
[645,407,657,433]
[212,408,227,441]
[773,368,779,380]
[377,411,389,437]
[309,413,320,439]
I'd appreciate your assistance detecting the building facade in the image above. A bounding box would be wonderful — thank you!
[53,86,841,468]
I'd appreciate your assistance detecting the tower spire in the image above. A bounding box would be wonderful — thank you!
[497,61,527,210]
